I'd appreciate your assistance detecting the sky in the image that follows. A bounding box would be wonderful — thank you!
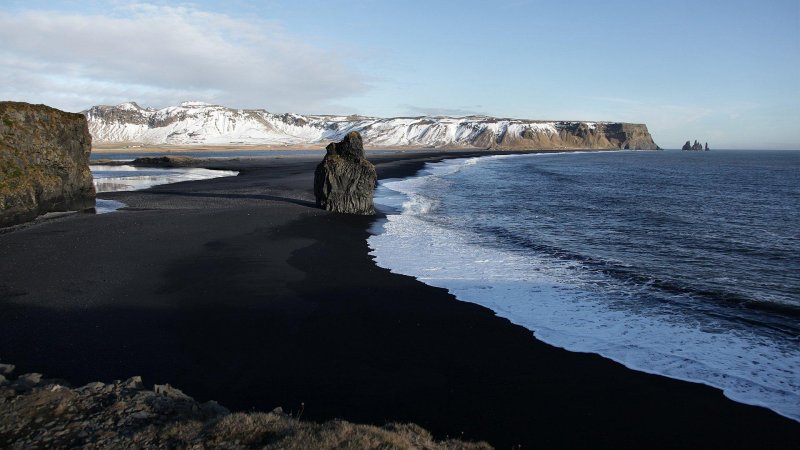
[1,0,798,149]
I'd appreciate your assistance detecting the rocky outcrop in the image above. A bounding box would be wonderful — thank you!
[0,364,490,449]
[682,140,708,151]
[0,102,95,227]
[128,155,195,167]
[314,132,377,215]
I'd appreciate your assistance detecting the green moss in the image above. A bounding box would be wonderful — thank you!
[0,159,20,177]
[0,163,22,192]
[2,117,12,128]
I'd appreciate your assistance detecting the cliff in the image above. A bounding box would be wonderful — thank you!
[0,102,95,227]
[489,122,659,150]
[85,101,660,150]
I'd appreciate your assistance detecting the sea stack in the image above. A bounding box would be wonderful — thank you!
[0,101,96,227]
[313,131,377,215]
[682,139,709,151]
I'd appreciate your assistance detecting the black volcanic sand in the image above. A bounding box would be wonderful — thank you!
[1,151,798,449]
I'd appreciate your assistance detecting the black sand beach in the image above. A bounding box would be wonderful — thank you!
[1,151,798,449]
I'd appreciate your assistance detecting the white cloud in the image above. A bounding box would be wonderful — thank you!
[0,3,368,113]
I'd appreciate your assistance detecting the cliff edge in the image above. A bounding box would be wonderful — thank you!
[489,122,659,150]
[0,102,95,227]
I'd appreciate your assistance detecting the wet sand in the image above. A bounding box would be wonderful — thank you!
[0,152,798,448]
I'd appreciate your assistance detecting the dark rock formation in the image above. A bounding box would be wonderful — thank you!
[314,131,377,215]
[0,102,95,227]
[682,139,709,151]
[129,155,194,167]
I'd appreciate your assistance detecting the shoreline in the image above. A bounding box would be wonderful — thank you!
[369,151,800,422]
[1,151,798,448]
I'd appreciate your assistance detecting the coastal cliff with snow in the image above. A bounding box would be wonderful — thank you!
[84,102,659,150]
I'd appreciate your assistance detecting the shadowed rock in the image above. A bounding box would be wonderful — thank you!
[0,101,95,227]
[313,131,376,215]
[682,139,709,151]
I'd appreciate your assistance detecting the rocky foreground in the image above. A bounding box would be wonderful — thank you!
[0,364,489,449]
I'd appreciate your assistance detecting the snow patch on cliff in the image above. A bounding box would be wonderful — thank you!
[84,102,642,148]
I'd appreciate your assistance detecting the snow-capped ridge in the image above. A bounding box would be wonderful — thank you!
[84,102,659,150]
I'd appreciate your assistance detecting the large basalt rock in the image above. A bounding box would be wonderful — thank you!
[0,101,96,227]
[314,131,377,215]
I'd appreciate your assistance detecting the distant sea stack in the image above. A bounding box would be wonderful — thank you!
[84,101,660,150]
[0,102,95,227]
[682,140,710,151]
[314,131,377,215]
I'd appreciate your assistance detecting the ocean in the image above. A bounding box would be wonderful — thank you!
[368,149,800,421]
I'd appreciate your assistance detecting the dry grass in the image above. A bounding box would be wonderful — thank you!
[1,374,492,450]
[198,412,492,449]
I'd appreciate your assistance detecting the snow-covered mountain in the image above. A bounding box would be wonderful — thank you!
[84,101,659,150]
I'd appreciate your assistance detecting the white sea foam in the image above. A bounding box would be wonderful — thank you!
[367,154,800,421]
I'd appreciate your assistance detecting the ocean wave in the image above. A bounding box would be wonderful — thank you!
[368,153,800,421]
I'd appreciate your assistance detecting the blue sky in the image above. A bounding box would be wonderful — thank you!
[1,0,798,148]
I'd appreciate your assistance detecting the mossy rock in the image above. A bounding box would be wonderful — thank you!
[0,101,96,227]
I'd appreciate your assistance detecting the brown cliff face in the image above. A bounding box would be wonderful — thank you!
[492,122,659,150]
[0,102,95,227]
